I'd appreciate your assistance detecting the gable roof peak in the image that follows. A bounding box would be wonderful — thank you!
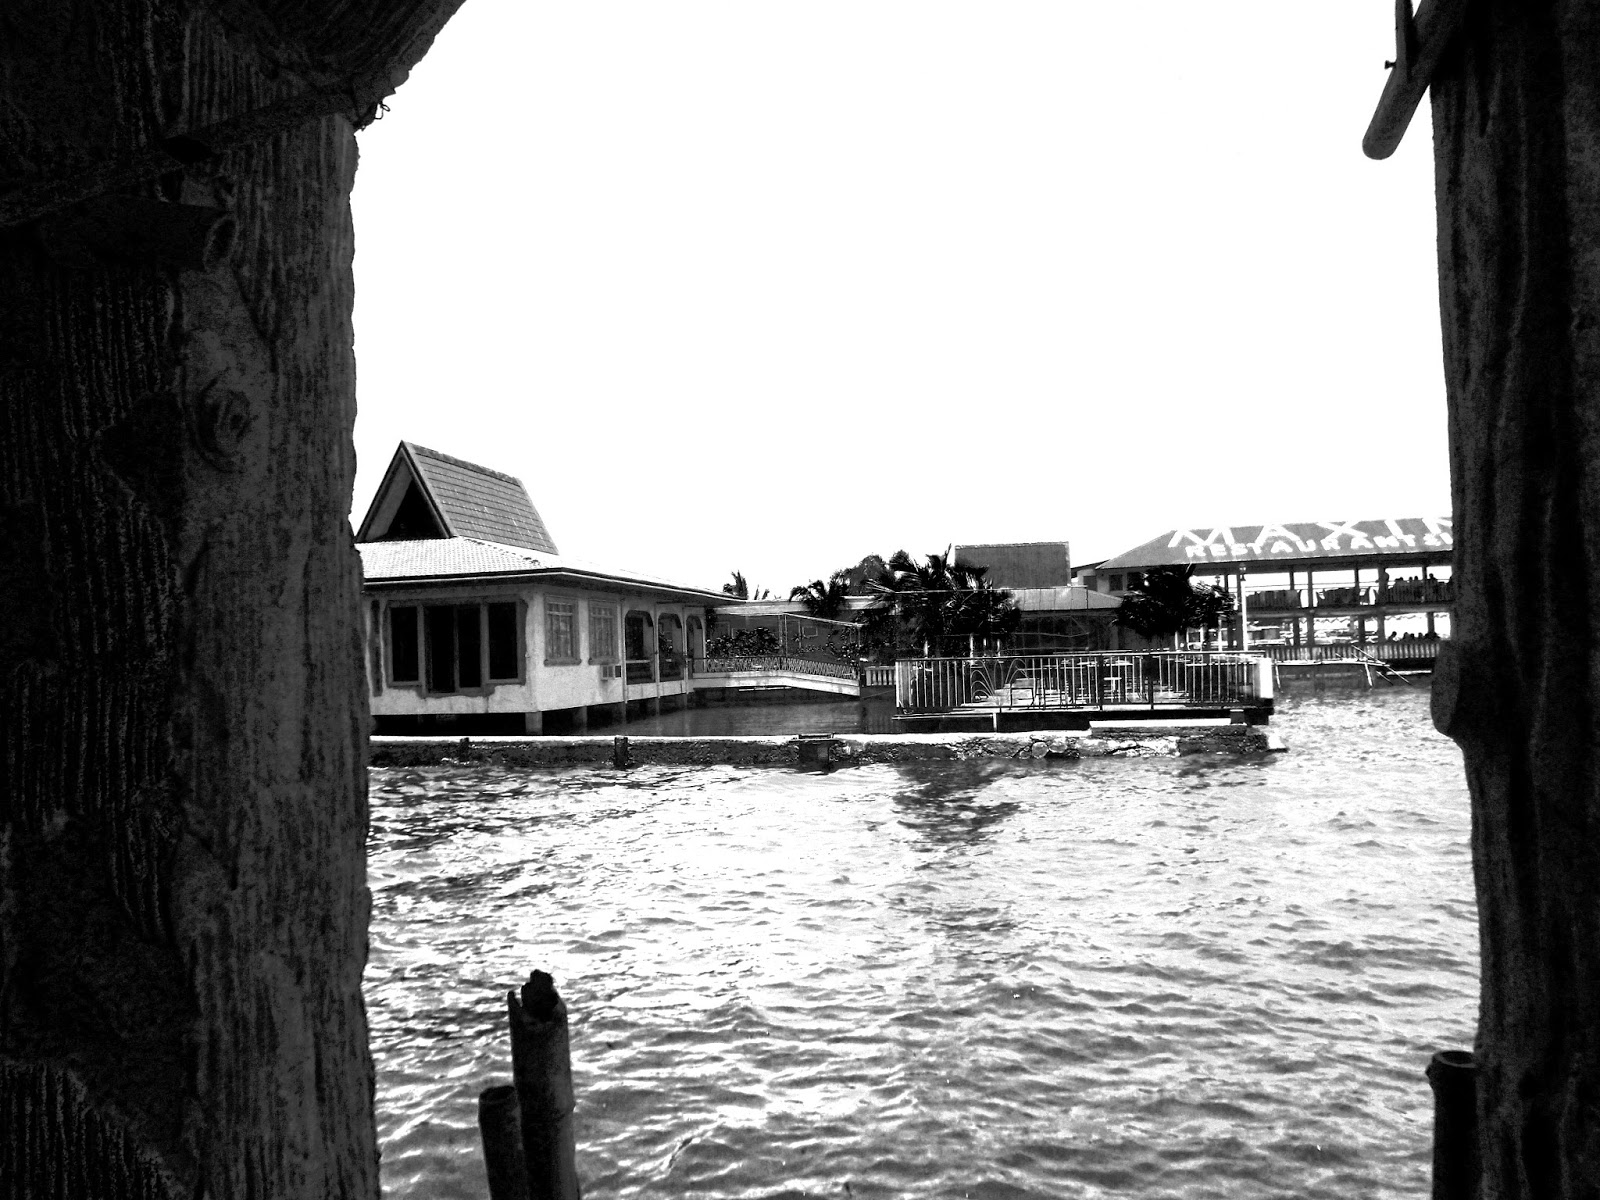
[356,441,560,555]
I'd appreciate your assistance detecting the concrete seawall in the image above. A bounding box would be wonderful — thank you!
[371,723,1286,769]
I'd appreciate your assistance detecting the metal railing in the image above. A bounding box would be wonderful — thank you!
[1258,639,1443,663]
[894,652,1266,714]
[695,655,860,681]
[1383,579,1454,604]
[1246,581,1455,610]
[625,658,654,684]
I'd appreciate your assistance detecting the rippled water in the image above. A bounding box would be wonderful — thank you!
[367,688,1477,1199]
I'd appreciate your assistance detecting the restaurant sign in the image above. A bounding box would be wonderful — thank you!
[1099,518,1453,569]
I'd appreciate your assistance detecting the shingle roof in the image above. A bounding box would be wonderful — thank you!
[405,443,558,554]
[1097,518,1453,570]
[358,538,727,602]
[359,538,550,579]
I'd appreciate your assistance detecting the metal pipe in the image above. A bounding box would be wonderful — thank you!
[1426,1048,1478,1200]
[478,1084,531,1200]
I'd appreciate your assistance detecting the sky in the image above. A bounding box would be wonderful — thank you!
[349,1,1447,595]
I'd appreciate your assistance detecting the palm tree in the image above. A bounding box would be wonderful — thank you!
[789,574,850,619]
[885,549,1019,654]
[1114,565,1235,645]
[721,570,771,601]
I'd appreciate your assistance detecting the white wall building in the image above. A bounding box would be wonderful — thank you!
[357,443,724,733]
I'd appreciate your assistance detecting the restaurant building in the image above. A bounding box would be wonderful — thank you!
[1080,518,1454,653]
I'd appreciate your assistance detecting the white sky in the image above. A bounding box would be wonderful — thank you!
[350,1,1446,594]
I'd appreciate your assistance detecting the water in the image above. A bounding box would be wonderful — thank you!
[615,695,899,736]
[367,688,1477,1199]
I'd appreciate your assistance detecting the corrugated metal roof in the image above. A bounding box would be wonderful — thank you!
[406,443,559,554]
[357,538,726,601]
[1097,518,1453,569]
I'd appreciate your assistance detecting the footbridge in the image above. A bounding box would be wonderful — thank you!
[693,655,861,698]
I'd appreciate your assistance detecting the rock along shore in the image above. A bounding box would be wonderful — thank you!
[371,724,1286,769]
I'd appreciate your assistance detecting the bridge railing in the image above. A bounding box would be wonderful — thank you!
[694,655,860,681]
[894,652,1268,714]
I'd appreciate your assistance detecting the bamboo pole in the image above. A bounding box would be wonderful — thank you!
[478,1084,531,1200]
[508,972,581,1200]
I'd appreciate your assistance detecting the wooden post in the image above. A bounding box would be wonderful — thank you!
[1426,1051,1479,1200]
[1306,570,1316,651]
[479,1084,532,1200]
[508,972,581,1200]
[612,736,630,770]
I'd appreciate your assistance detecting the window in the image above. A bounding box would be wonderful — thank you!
[588,603,618,662]
[487,603,520,680]
[545,599,578,663]
[426,605,481,692]
[1110,574,1125,592]
[390,606,419,683]
[392,601,522,692]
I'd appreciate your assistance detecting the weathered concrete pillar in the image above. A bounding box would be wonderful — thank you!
[1428,3,1600,1191]
[523,711,545,735]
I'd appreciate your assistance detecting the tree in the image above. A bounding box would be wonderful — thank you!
[885,549,1020,654]
[2,5,462,1197]
[721,570,770,600]
[1422,7,1600,1189]
[1113,566,1234,644]
[789,574,850,619]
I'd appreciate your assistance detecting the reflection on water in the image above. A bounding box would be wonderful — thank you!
[614,695,898,736]
[367,689,1476,1199]
[890,761,1025,847]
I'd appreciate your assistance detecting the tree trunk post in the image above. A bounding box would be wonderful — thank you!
[479,1084,532,1200]
[1,4,461,1196]
[1428,3,1600,1192]
[508,972,581,1200]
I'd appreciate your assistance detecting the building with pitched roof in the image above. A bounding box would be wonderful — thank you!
[358,443,727,733]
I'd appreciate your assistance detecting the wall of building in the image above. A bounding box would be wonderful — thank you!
[366,582,710,720]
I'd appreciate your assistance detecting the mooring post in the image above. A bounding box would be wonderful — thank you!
[1426,1049,1478,1200]
[508,971,582,1200]
[612,735,629,770]
[478,1084,532,1200]
[795,733,833,773]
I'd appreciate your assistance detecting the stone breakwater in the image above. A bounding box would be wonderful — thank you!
[370,726,1285,769]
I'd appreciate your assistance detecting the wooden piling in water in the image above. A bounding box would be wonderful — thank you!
[612,736,630,769]
[1426,1049,1478,1200]
[508,971,582,1200]
[478,1084,532,1200]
